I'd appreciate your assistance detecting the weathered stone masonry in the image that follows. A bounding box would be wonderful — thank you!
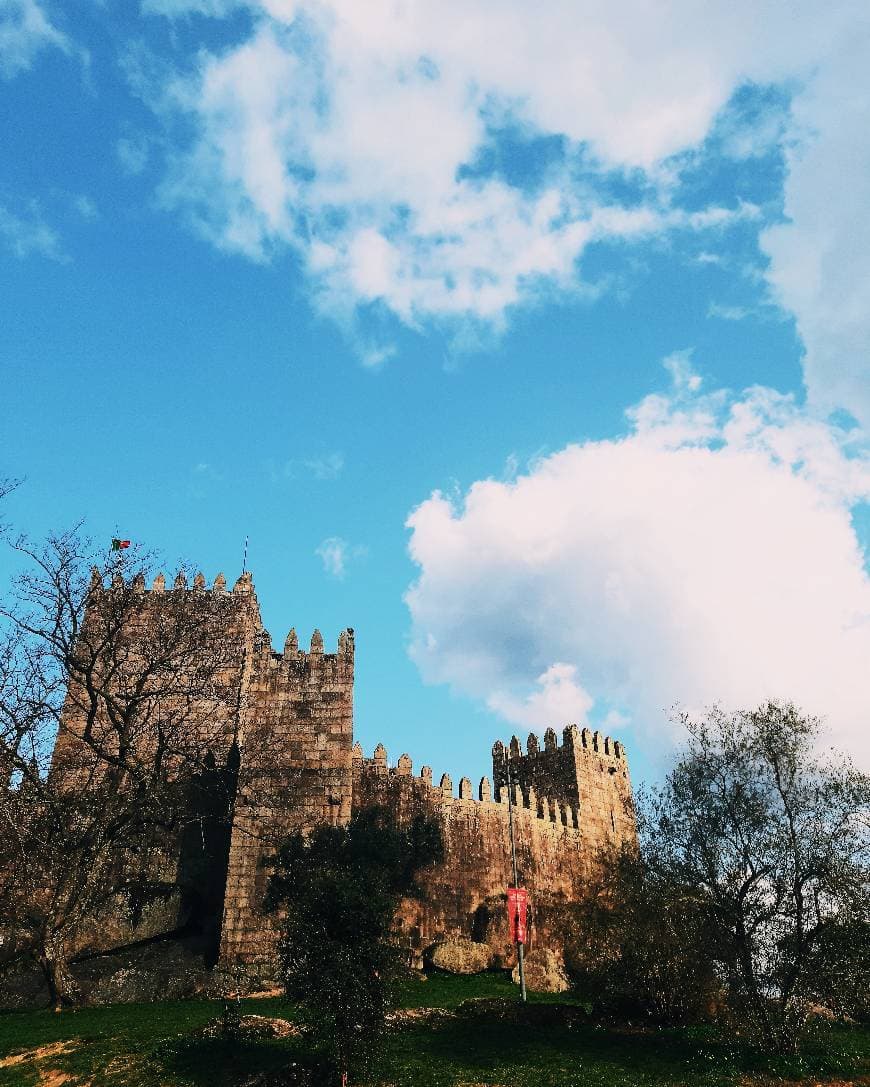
[353,725,633,968]
[56,571,635,973]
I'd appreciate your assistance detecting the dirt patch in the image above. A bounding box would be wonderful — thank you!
[199,1013,300,1039]
[38,1071,78,1087]
[385,1007,456,1030]
[0,1040,77,1069]
[739,1077,870,1086]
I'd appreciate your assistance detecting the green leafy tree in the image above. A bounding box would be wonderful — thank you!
[576,702,870,1053]
[265,808,442,1085]
[566,845,721,1025]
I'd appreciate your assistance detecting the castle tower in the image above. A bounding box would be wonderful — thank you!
[52,567,354,974]
[217,593,355,969]
[492,724,633,854]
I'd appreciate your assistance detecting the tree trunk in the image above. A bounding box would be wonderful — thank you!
[37,932,79,1009]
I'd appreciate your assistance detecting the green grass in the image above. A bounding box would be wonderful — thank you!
[1,976,869,1087]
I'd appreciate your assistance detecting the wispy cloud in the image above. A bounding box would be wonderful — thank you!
[301,452,344,480]
[0,201,65,261]
[0,0,70,79]
[315,536,367,579]
[192,461,222,480]
[708,301,752,321]
[73,194,98,220]
[280,451,344,481]
[116,135,151,176]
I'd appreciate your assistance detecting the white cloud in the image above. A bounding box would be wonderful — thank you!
[316,537,347,578]
[761,28,870,427]
[137,0,870,416]
[137,2,812,341]
[0,0,69,79]
[662,349,702,393]
[405,358,870,769]
[315,535,366,579]
[0,201,64,260]
[488,663,594,732]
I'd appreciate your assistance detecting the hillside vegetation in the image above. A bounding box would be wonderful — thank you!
[2,974,869,1087]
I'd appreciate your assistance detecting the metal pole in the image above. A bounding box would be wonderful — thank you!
[506,756,527,1002]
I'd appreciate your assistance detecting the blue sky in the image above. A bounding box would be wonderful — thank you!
[2,0,870,787]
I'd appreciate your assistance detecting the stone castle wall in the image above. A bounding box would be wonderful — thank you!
[53,569,258,780]
[219,624,354,967]
[352,727,633,967]
[55,571,634,975]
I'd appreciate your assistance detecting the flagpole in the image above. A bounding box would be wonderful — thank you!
[506,756,527,1002]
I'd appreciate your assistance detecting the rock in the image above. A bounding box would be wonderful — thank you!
[200,1014,300,1039]
[70,890,189,959]
[511,948,570,993]
[240,1066,316,1086]
[427,936,491,975]
[385,1007,456,1031]
[0,936,227,1009]
[74,938,220,1004]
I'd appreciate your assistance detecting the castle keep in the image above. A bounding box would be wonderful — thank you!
[56,570,635,975]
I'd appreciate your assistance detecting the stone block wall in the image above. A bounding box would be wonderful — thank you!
[493,725,634,857]
[53,570,634,978]
[352,734,635,967]
[217,625,354,968]
[53,569,259,782]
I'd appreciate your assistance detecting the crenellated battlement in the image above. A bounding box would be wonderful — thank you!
[250,625,354,683]
[492,724,626,765]
[89,568,254,597]
[353,742,585,835]
[89,567,354,686]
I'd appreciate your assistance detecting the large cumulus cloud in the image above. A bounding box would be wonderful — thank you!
[405,357,870,766]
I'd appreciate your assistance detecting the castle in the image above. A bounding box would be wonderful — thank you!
[55,569,635,978]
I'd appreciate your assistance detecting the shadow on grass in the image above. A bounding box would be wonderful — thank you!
[154,1035,304,1087]
[382,1013,870,1087]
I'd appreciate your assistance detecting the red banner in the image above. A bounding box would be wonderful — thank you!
[507,886,528,944]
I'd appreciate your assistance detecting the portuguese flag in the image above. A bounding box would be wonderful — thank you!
[111,538,131,551]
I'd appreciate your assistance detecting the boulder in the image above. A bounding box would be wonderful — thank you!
[511,948,570,993]
[427,936,491,975]
[200,1014,300,1040]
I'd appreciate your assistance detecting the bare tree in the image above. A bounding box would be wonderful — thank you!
[0,531,246,1007]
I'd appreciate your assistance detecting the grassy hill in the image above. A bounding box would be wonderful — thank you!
[2,974,869,1087]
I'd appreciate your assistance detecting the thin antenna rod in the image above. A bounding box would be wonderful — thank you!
[242,535,248,574]
[506,756,527,1003]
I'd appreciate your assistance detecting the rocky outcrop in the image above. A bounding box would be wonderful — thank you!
[0,936,223,1009]
[512,947,570,993]
[427,936,491,974]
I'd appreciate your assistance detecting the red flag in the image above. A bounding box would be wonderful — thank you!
[507,886,528,944]
[111,538,131,550]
